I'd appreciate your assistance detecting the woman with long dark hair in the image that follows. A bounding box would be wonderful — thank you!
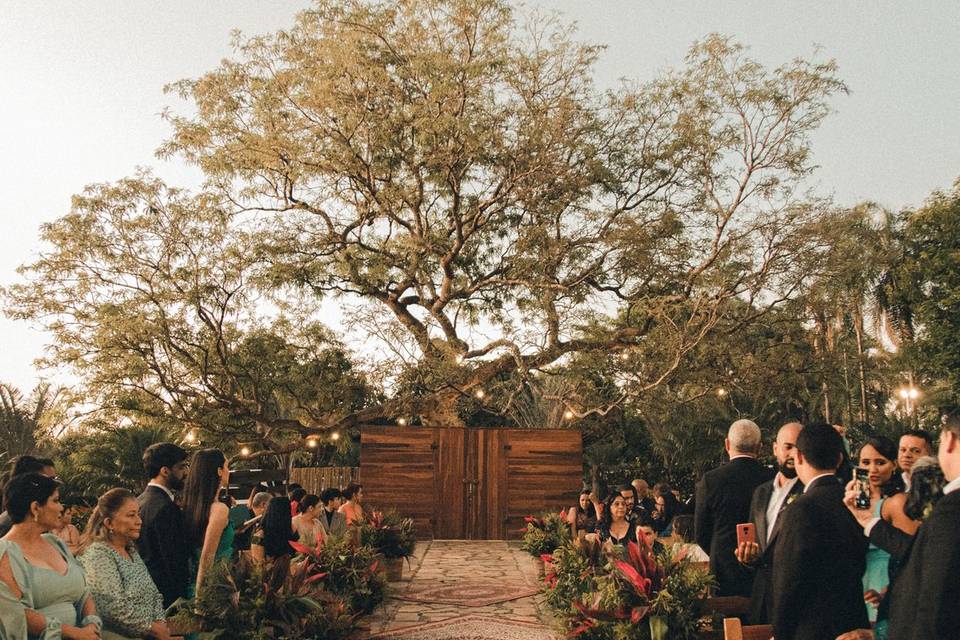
[180,449,233,596]
[250,497,297,589]
[597,493,637,547]
[566,490,599,537]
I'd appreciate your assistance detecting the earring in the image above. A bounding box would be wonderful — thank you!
[33,513,39,523]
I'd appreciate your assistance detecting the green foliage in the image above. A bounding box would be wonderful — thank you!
[312,534,387,614]
[170,555,357,640]
[0,383,71,466]
[358,509,416,559]
[520,511,571,556]
[545,539,714,640]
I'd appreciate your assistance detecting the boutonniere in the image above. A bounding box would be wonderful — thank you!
[785,494,799,506]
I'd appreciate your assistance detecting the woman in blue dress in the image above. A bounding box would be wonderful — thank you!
[857,436,919,638]
[180,449,234,598]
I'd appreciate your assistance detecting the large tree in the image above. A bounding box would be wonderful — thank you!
[7,0,847,439]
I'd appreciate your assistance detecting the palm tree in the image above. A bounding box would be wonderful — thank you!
[0,382,69,465]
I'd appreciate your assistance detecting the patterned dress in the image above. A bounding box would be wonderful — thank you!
[78,541,164,639]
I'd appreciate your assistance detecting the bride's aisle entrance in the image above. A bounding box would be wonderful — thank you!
[364,540,556,639]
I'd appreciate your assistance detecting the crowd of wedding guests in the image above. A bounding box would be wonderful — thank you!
[566,416,959,640]
[0,444,367,640]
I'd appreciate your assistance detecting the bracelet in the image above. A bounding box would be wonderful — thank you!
[80,614,103,631]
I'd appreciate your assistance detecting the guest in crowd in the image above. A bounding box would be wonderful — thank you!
[598,493,637,547]
[650,483,679,536]
[234,491,271,556]
[78,488,172,640]
[0,456,57,538]
[857,436,918,626]
[338,483,365,526]
[902,455,945,522]
[772,422,868,640]
[287,487,306,518]
[897,429,934,490]
[317,488,346,538]
[670,515,708,562]
[737,421,804,624]
[0,472,102,639]
[53,500,82,555]
[566,490,599,537]
[181,449,233,596]
[250,497,297,589]
[634,515,666,556]
[227,485,265,556]
[136,442,190,609]
[694,419,773,596]
[616,484,641,522]
[843,414,960,640]
[291,494,322,545]
[631,479,655,515]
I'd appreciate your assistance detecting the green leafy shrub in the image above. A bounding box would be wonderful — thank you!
[358,509,416,559]
[520,510,570,556]
[312,533,387,614]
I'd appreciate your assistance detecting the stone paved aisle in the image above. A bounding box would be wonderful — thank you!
[363,540,557,637]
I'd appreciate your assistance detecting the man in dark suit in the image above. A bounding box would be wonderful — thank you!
[137,442,190,608]
[737,421,805,623]
[694,419,774,596]
[772,422,868,640]
[840,411,960,640]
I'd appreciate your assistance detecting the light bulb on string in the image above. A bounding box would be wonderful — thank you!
[474,389,485,400]
[184,430,197,443]
[716,388,727,398]
[564,410,575,420]
[306,437,318,449]
[331,431,341,441]
[240,446,251,457]
[397,417,408,427]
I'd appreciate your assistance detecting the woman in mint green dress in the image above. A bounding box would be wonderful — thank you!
[0,473,101,640]
[77,488,171,640]
[180,449,233,598]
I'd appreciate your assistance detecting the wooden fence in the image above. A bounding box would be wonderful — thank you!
[289,466,359,495]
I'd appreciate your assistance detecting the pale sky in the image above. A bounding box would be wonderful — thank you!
[2,1,959,393]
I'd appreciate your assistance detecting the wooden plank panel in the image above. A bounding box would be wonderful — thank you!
[476,429,506,539]
[436,428,466,539]
[360,427,436,537]
[504,429,583,539]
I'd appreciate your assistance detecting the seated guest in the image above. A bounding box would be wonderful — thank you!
[287,487,306,518]
[598,493,637,547]
[650,483,679,536]
[856,436,917,628]
[235,491,271,556]
[772,422,868,640]
[78,488,171,640]
[338,483,365,526]
[566,490,599,537]
[250,497,297,589]
[0,456,57,538]
[616,484,641,522]
[317,488,346,539]
[631,479,655,515]
[53,500,82,555]
[291,494,322,545]
[0,472,102,639]
[635,515,666,557]
[670,515,708,562]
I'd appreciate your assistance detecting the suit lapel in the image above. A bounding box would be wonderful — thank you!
[766,480,804,545]
[754,482,773,546]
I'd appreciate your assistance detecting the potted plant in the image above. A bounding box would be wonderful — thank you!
[358,509,416,581]
[520,510,570,575]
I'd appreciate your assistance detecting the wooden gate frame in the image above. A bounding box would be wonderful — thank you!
[359,426,582,540]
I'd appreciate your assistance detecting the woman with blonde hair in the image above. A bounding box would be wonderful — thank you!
[77,488,171,640]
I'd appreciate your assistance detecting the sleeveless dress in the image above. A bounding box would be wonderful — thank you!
[862,498,891,624]
[599,521,637,547]
[187,521,235,598]
[0,534,89,639]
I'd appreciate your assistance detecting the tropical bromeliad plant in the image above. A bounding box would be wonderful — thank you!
[170,555,358,640]
[544,539,714,640]
[358,509,416,560]
[520,510,571,556]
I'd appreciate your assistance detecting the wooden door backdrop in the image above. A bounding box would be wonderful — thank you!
[360,426,582,539]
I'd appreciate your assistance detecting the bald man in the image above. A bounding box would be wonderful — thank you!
[694,419,775,596]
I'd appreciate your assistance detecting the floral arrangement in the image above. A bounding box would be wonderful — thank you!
[170,555,357,640]
[358,509,417,559]
[520,510,571,556]
[543,538,715,640]
[300,532,388,614]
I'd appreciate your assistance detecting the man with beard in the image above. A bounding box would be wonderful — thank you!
[736,421,805,623]
[137,442,191,607]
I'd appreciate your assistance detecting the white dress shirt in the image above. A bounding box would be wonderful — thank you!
[765,475,799,542]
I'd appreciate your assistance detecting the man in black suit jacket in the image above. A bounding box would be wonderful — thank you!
[840,412,960,640]
[737,421,804,623]
[694,419,774,596]
[137,442,191,608]
[772,422,868,640]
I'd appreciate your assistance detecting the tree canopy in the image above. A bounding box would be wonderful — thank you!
[6,0,863,449]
